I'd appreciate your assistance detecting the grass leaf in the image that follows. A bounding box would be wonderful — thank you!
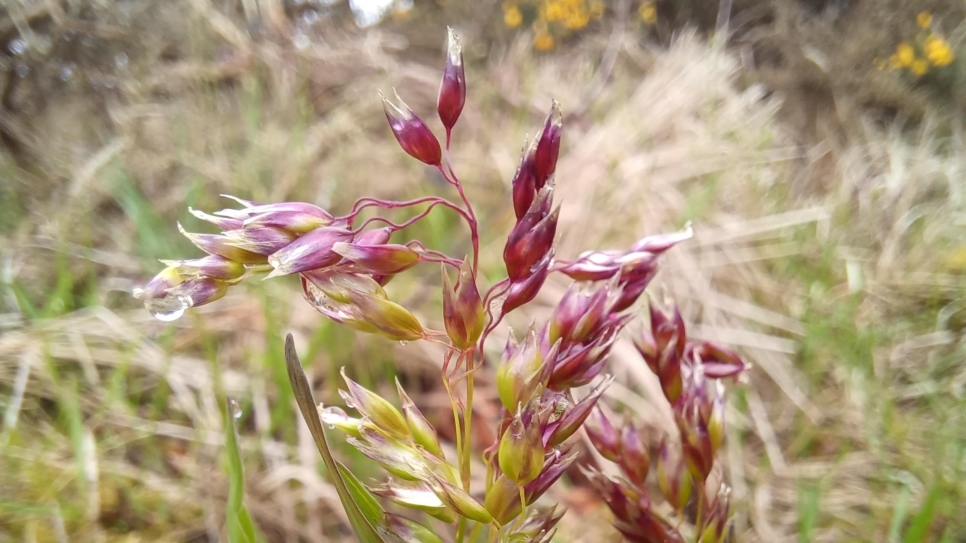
[903,483,940,543]
[285,334,388,543]
[337,463,385,527]
[225,397,261,543]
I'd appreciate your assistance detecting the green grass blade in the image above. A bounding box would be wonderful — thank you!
[797,482,821,543]
[285,334,388,543]
[225,397,261,543]
[888,484,911,542]
[903,483,940,543]
[336,463,385,527]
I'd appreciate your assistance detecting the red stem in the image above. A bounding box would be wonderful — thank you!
[347,195,471,225]
[436,163,480,278]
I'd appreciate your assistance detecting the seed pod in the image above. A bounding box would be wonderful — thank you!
[300,276,381,334]
[496,328,555,412]
[354,227,393,246]
[498,410,545,486]
[584,406,620,462]
[317,405,363,438]
[383,90,442,166]
[178,223,266,264]
[618,423,650,487]
[533,100,562,188]
[504,187,557,281]
[159,255,245,281]
[304,271,387,304]
[706,382,726,453]
[648,297,686,362]
[134,266,184,301]
[169,277,229,308]
[675,405,715,482]
[441,260,484,350]
[395,379,444,459]
[236,203,333,233]
[510,141,538,221]
[522,448,577,505]
[370,480,455,523]
[629,224,693,254]
[332,242,420,275]
[656,437,692,512]
[510,504,565,543]
[689,341,749,379]
[483,474,519,525]
[347,428,428,482]
[223,226,297,256]
[340,368,409,439]
[266,226,353,277]
[430,476,494,524]
[437,27,466,132]
[189,207,244,231]
[353,295,425,342]
[699,488,731,543]
[503,251,553,314]
[545,375,613,447]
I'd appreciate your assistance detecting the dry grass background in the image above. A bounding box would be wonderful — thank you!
[1,0,964,542]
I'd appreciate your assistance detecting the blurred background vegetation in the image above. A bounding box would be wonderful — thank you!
[1,0,964,541]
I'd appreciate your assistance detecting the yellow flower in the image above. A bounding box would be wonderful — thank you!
[917,12,932,29]
[545,1,565,21]
[589,0,604,18]
[911,59,928,76]
[925,36,955,67]
[534,31,555,51]
[564,9,590,29]
[895,42,915,67]
[505,5,523,28]
[639,1,657,25]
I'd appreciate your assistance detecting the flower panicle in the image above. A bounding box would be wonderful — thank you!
[132,28,751,542]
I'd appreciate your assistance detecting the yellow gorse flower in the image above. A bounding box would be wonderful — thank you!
[505,5,523,28]
[895,43,915,67]
[879,13,956,76]
[504,0,608,49]
[545,1,566,21]
[924,34,955,67]
[564,9,590,30]
[639,1,657,25]
[534,31,555,51]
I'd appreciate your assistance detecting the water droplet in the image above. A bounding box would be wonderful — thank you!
[398,340,408,346]
[228,397,243,419]
[15,64,29,77]
[114,52,128,69]
[147,294,191,322]
[8,38,27,55]
[292,33,310,50]
[59,63,75,81]
[151,307,186,322]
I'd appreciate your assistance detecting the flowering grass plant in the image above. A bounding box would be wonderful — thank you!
[134,28,748,543]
